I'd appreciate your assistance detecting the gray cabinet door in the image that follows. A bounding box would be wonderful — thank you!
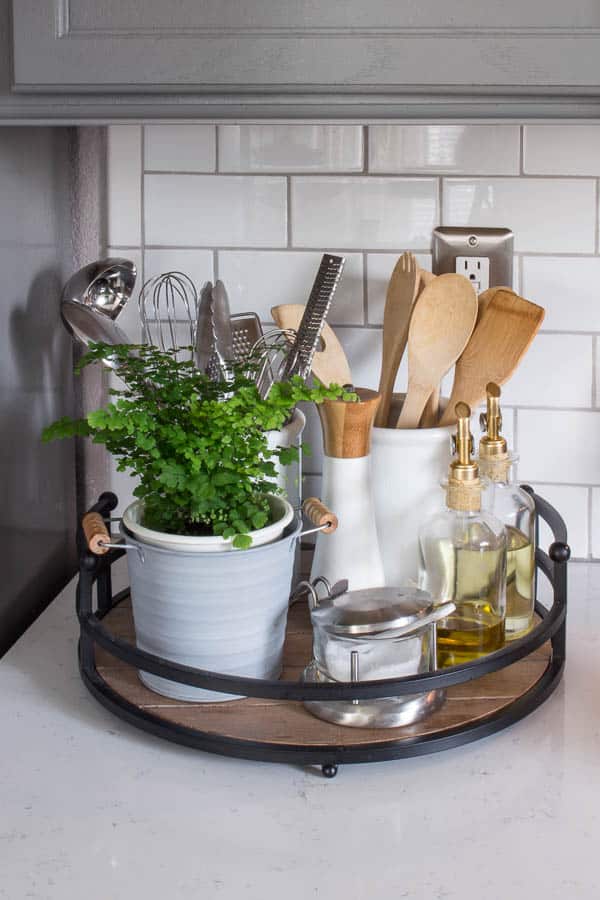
[11,1,600,103]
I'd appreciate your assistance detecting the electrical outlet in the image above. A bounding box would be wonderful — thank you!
[456,256,490,293]
[432,227,513,294]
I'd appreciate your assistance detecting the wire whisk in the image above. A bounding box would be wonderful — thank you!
[138,271,199,360]
[247,328,298,398]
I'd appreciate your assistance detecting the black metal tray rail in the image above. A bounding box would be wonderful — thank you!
[76,489,570,777]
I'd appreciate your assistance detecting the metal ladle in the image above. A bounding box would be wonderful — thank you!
[61,257,136,320]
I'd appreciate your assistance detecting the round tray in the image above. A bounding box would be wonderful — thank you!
[77,490,569,778]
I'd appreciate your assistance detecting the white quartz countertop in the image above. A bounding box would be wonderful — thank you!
[2,560,599,900]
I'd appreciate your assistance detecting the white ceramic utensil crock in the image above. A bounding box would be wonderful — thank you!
[371,394,454,587]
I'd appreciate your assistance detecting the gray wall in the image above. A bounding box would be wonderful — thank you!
[0,126,77,656]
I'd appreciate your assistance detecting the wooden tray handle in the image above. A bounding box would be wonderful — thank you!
[302,498,338,534]
[82,511,111,555]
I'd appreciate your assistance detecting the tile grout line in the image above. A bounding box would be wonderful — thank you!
[519,125,525,175]
[362,251,369,326]
[588,486,594,559]
[596,178,600,254]
[362,125,369,174]
[286,176,292,248]
[140,126,146,338]
[140,245,600,259]
[438,176,444,226]
[593,335,598,408]
[142,169,599,181]
[214,125,220,174]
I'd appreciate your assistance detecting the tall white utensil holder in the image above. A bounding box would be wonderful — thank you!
[311,389,385,590]
[371,394,454,587]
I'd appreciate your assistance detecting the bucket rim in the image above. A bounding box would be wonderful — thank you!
[120,516,302,559]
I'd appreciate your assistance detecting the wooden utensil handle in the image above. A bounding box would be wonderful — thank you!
[420,387,441,428]
[375,335,408,429]
[82,512,111,555]
[302,498,338,534]
[396,383,432,429]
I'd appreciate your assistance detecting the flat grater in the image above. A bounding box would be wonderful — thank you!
[230,312,264,362]
[281,253,345,381]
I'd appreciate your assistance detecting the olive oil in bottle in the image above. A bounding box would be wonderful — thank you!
[479,383,536,639]
[418,403,507,667]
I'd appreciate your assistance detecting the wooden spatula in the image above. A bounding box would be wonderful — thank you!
[271,303,352,387]
[476,285,515,323]
[374,252,420,428]
[419,281,515,428]
[396,274,478,429]
[438,289,545,427]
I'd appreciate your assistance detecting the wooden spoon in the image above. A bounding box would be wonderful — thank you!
[438,290,545,427]
[416,270,443,427]
[419,282,515,428]
[374,252,420,428]
[396,274,478,429]
[419,268,436,290]
[271,304,352,387]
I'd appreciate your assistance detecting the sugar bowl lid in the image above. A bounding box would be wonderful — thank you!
[310,585,433,636]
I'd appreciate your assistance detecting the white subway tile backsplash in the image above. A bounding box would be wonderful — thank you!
[366,252,432,324]
[591,488,600,556]
[144,174,287,247]
[218,250,364,324]
[534,484,589,558]
[105,121,600,557]
[107,126,141,247]
[144,125,216,172]
[501,334,592,409]
[522,256,600,332]
[518,409,600,484]
[369,125,520,175]
[443,178,596,253]
[144,248,214,295]
[335,327,398,392]
[219,125,363,172]
[524,125,600,176]
[291,177,437,250]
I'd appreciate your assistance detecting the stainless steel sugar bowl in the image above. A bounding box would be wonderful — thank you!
[302,582,455,728]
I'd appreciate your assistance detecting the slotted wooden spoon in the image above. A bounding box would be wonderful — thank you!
[271,304,352,387]
[439,289,545,426]
[374,252,420,428]
[396,274,478,429]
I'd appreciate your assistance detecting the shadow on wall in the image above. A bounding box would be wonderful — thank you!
[0,127,77,657]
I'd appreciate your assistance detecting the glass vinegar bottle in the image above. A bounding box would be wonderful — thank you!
[418,402,507,667]
[479,383,536,640]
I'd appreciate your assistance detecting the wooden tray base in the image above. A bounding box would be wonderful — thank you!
[94,597,552,750]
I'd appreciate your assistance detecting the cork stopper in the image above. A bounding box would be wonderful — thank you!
[446,402,481,512]
[317,388,381,459]
[479,382,510,482]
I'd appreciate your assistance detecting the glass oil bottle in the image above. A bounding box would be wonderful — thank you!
[418,402,507,667]
[479,383,536,639]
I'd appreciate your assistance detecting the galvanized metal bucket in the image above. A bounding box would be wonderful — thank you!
[122,518,302,702]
